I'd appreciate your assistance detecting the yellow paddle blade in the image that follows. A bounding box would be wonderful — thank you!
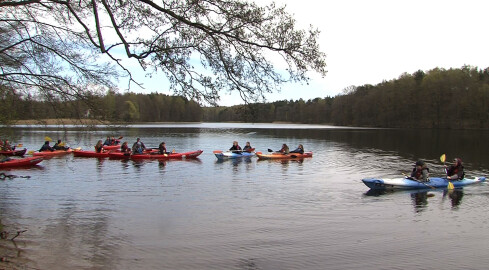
[448,181,454,190]
[440,154,446,163]
[27,150,35,155]
[74,147,82,151]
[16,143,23,147]
[44,136,52,142]
[59,142,66,146]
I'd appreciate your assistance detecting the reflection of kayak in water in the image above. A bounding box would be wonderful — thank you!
[213,149,255,159]
[362,177,486,190]
[255,151,312,160]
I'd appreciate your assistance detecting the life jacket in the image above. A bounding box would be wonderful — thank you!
[412,167,429,179]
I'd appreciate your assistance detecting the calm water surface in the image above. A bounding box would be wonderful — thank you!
[1,123,489,269]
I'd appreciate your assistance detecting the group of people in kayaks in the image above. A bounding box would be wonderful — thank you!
[228,141,305,154]
[93,137,173,155]
[407,158,465,182]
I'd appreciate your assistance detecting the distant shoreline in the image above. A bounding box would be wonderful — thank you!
[14,119,111,125]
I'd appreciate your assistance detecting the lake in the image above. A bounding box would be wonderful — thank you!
[1,123,489,270]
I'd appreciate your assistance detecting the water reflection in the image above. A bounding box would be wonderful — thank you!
[443,189,464,208]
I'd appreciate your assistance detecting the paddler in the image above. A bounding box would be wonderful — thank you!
[446,158,465,180]
[409,160,430,182]
[132,138,146,154]
[39,141,54,152]
[94,140,104,153]
[229,141,242,153]
[290,144,304,154]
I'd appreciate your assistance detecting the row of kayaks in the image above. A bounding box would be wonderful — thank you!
[213,149,313,160]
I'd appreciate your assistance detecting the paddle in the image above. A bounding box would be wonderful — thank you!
[402,172,435,189]
[440,154,454,190]
[45,136,52,142]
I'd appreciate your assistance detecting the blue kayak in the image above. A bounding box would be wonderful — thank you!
[362,177,486,190]
[213,150,255,159]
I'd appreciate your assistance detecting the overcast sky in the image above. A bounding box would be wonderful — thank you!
[122,0,489,106]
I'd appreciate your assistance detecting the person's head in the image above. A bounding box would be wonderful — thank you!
[282,143,288,148]
[122,142,128,146]
[246,142,250,146]
[233,141,238,145]
[453,158,462,167]
[137,138,140,142]
[58,139,62,143]
[298,144,304,150]
[415,160,425,168]
[161,142,165,146]
[97,140,102,144]
[44,141,50,145]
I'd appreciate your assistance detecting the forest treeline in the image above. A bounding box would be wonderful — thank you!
[2,66,489,129]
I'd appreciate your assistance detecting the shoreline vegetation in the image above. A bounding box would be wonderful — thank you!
[3,66,489,129]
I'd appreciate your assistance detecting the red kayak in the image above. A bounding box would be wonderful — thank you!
[102,145,120,150]
[73,150,111,158]
[0,156,43,168]
[130,150,203,160]
[108,151,131,159]
[32,149,73,157]
[0,148,27,156]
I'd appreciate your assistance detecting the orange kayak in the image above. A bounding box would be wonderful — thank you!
[32,149,73,156]
[0,156,43,168]
[255,151,313,160]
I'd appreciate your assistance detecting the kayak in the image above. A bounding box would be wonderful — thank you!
[108,151,131,159]
[255,151,313,160]
[0,156,43,168]
[213,149,255,159]
[130,150,203,160]
[73,150,111,158]
[0,148,27,156]
[32,149,73,157]
[362,177,486,190]
[102,145,120,150]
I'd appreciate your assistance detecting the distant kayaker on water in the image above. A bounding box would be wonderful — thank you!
[229,141,242,153]
[277,144,290,154]
[158,142,169,155]
[39,141,54,152]
[409,160,429,182]
[243,142,253,152]
[95,140,104,153]
[446,158,465,180]
[2,140,13,151]
[132,138,146,154]
[120,142,131,154]
[53,139,70,151]
[290,144,304,154]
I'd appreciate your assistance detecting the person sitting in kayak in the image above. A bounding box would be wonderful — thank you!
[39,141,54,152]
[95,140,104,153]
[103,136,112,146]
[158,142,169,155]
[229,141,242,153]
[446,158,465,180]
[53,139,70,151]
[408,160,429,182]
[132,138,146,154]
[120,142,131,154]
[290,144,304,154]
[277,144,290,154]
[2,140,13,151]
[243,142,253,152]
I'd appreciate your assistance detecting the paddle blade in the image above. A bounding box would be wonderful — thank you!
[16,143,23,147]
[448,181,454,190]
[27,150,35,155]
[268,148,273,152]
[440,154,446,163]
[45,136,52,142]
[213,150,223,154]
